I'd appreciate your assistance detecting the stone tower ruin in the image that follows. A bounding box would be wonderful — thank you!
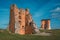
[9,4,40,35]
[41,19,51,30]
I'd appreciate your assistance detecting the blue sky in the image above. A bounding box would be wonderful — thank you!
[0,0,60,29]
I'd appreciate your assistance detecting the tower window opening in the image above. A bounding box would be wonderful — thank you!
[22,26,25,29]
[19,16,21,19]
[19,21,21,23]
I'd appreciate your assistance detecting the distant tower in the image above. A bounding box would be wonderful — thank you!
[41,19,51,30]
[9,4,40,35]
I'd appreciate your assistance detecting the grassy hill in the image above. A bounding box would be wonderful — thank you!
[0,29,60,40]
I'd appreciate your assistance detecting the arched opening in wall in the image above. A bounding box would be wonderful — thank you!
[22,26,25,29]
[44,24,47,29]
[19,21,21,23]
[29,22,31,25]
[19,16,21,19]
[19,21,21,26]
[19,12,21,14]
[19,21,21,24]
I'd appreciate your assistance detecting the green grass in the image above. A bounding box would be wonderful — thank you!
[0,29,60,40]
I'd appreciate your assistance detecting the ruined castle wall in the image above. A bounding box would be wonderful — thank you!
[25,9,33,34]
[14,6,20,34]
[41,21,45,29]
[9,5,15,33]
[41,20,51,30]
[9,4,39,35]
[19,9,25,34]
[47,20,51,29]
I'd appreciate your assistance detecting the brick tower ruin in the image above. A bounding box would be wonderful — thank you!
[9,4,40,35]
[41,19,51,30]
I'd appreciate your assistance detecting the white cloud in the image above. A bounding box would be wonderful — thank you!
[56,7,60,11]
[50,7,60,19]
[50,7,60,12]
